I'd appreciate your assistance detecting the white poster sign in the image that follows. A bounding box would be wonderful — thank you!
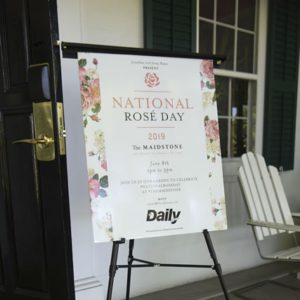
[78,52,227,242]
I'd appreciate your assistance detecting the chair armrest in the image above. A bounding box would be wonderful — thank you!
[247,220,300,232]
[292,212,300,218]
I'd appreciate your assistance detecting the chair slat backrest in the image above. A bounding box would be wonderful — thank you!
[255,154,285,233]
[239,152,295,241]
[246,152,277,235]
[238,167,264,240]
[240,153,270,238]
[269,166,294,226]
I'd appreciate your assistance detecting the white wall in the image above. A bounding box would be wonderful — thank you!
[57,1,146,299]
[56,1,300,300]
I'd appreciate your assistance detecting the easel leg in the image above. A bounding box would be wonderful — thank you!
[126,239,135,300]
[203,230,230,300]
[107,240,122,300]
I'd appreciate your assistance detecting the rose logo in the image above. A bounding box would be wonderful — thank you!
[145,73,160,87]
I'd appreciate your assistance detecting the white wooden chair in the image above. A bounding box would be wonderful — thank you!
[238,152,300,261]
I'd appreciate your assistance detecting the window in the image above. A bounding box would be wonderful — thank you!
[144,0,299,167]
[198,0,257,158]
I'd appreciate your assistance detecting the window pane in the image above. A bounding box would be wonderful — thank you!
[217,0,235,25]
[199,0,214,19]
[218,118,228,157]
[238,0,256,30]
[232,79,248,117]
[231,119,247,157]
[216,26,234,70]
[215,76,229,116]
[199,21,213,54]
[237,31,254,72]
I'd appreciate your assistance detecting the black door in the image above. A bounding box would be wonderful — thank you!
[0,0,74,299]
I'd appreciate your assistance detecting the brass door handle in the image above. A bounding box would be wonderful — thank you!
[13,135,54,147]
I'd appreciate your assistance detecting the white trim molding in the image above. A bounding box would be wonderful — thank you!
[75,276,104,300]
[255,0,268,154]
[75,276,102,292]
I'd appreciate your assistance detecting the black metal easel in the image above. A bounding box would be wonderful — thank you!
[107,230,230,300]
[61,42,228,300]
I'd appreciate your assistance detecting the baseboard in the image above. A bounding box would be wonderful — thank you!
[75,276,102,291]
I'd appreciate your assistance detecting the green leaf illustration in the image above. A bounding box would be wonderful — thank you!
[78,59,87,68]
[83,118,88,127]
[92,103,101,113]
[206,81,215,89]
[100,175,109,188]
[93,174,99,180]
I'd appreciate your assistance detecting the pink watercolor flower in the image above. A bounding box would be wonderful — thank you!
[205,119,220,141]
[89,178,100,198]
[80,78,100,112]
[200,60,214,79]
[79,67,87,83]
[101,159,108,171]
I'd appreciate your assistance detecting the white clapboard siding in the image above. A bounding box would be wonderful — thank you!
[241,154,270,238]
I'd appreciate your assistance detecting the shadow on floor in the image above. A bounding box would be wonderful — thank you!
[131,262,300,300]
[213,274,300,300]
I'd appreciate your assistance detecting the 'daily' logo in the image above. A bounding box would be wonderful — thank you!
[146,208,181,224]
[145,73,160,88]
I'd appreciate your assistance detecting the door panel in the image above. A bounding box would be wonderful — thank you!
[0,0,74,299]
[0,0,29,99]
[0,251,3,288]
[5,112,48,292]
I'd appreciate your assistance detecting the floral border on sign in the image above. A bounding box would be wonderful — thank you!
[200,60,227,230]
[78,57,113,240]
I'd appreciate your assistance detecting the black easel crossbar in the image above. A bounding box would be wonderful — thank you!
[117,256,214,269]
[106,230,230,300]
[61,41,225,67]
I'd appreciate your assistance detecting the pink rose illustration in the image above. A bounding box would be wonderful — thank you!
[79,67,87,83]
[201,60,214,79]
[205,119,220,141]
[80,78,100,112]
[89,178,100,198]
[200,60,215,88]
[101,159,108,171]
[145,73,160,87]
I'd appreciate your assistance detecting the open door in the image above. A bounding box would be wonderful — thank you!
[0,0,74,299]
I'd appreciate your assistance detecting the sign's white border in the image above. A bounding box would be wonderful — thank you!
[78,52,227,243]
